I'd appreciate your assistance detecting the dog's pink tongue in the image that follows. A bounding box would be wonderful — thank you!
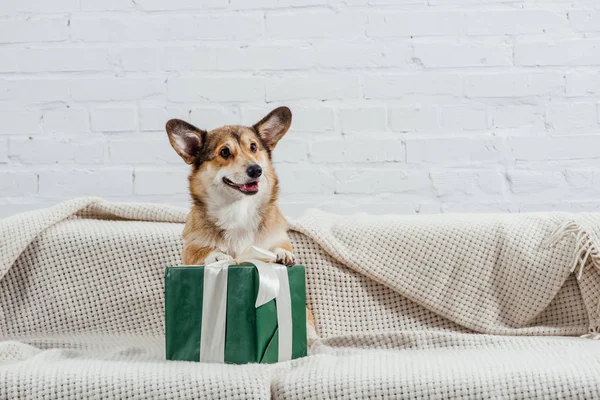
[241,182,259,192]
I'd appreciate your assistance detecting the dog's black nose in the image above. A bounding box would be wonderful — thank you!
[246,164,262,179]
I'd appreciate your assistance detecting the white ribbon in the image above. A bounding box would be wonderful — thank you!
[199,262,228,363]
[199,246,293,363]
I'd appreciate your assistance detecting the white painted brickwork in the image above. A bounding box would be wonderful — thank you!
[1,0,600,218]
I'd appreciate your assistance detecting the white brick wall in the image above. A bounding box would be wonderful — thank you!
[2,0,600,219]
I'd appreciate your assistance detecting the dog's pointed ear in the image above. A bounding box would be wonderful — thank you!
[253,106,292,151]
[165,119,204,164]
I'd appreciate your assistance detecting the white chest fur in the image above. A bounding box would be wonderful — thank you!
[207,196,262,257]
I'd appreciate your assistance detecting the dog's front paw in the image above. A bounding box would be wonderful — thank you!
[274,248,296,266]
[204,251,234,264]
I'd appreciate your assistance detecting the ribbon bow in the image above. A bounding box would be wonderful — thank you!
[199,246,293,363]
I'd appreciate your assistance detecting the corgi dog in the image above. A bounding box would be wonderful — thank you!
[166,106,316,331]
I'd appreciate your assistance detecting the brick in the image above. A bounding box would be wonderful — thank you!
[290,107,336,133]
[516,40,600,67]
[311,138,404,163]
[522,201,600,213]
[491,105,544,129]
[465,72,564,98]
[91,107,136,133]
[430,169,506,199]
[38,169,133,197]
[507,170,567,195]
[266,10,367,40]
[0,202,56,219]
[71,15,264,42]
[414,40,512,68]
[368,0,425,4]
[117,46,217,72]
[388,106,439,133]
[109,137,181,165]
[516,202,572,212]
[0,50,18,73]
[266,75,360,101]
[229,0,273,7]
[0,138,7,163]
[275,164,335,194]
[510,136,600,161]
[565,169,600,195]
[70,78,165,101]
[566,71,600,96]
[139,106,187,132]
[365,74,462,98]
[229,0,278,8]
[339,107,387,134]
[0,17,68,43]
[217,45,313,71]
[429,0,514,4]
[406,137,507,164]
[0,79,70,104]
[0,0,78,13]
[545,103,598,131]
[466,10,569,35]
[0,110,42,135]
[441,202,514,213]
[0,48,116,73]
[441,105,488,131]
[70,17,158,42]
[190,107,241,130]
[271,139,309,163]
[169,77,264,102]
[367,11,463,37]
[281,194,423,217]
[170,14,265,41]
[242,106,335,133]
[570,202,600,212]
[242,107,277,126]
[80,0,137,11]
[243,106,335,133]
[231,0,330,7]
[43,108,89,134]
[0,172,38,196]
[334,168,428,194]
[313,42,412,68]
[417,202,442,214]
[134,168,189,195]
[134,0,228,10]
[569,10,600,32]
[9,136,106,164]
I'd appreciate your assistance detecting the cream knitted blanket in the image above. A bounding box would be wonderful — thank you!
[1,198,600,399]
[291,210,600,338]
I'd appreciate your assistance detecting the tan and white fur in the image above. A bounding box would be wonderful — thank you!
[166,106,315,330]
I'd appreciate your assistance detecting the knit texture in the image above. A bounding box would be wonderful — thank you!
[1,198,600,399]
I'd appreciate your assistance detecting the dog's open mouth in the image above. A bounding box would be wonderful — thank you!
[223,177,259,195]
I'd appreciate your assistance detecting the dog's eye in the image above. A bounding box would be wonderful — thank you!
[220,147,230,158]
[250,143,257,153]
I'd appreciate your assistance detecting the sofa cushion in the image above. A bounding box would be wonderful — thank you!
[273,337,600,399]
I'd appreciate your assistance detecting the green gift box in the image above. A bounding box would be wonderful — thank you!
[165,264,307,364]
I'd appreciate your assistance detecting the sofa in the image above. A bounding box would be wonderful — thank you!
[1,198,600,399]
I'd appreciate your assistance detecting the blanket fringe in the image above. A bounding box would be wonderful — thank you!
[544,220,600,281]
[546,220,600,333]
[581,328,600,340]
